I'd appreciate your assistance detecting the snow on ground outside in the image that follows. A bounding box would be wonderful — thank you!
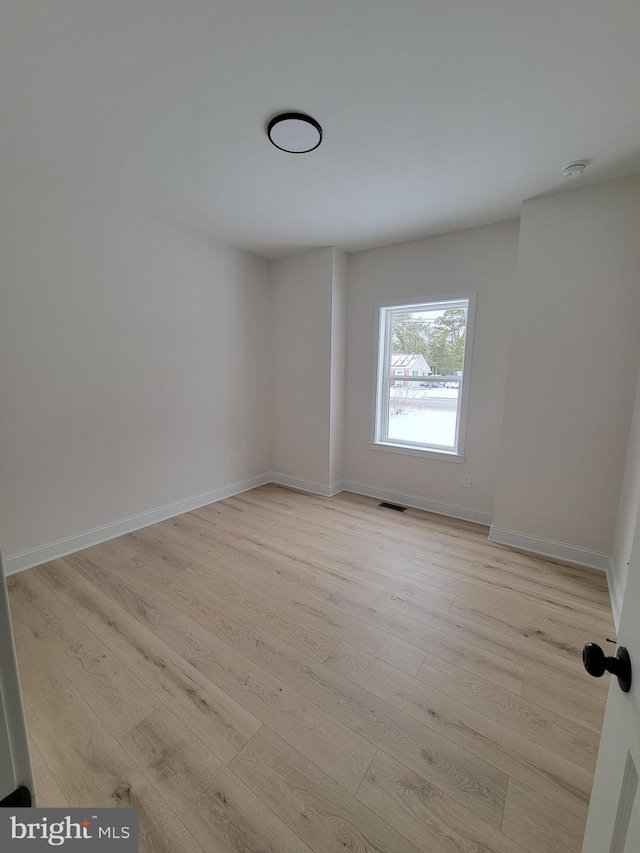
[388,410,457,447]
[392,388,459,400]
[415,388,458,399]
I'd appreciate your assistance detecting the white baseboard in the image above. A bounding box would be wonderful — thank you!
[2,474,272,576]
[269,472,344,498]
[341,479,493,527]
[488,525,610,572]
[3,473,489,578]
[4,468,614,603]
[606,558,625,631]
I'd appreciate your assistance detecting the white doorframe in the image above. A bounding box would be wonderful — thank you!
[0,545,33,803]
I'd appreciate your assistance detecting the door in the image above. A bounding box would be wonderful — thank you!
[582,512,640,851]
[0,546,32,803]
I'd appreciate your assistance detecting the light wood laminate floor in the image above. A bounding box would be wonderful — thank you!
[8,485,614,853]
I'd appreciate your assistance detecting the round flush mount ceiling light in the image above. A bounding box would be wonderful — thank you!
[562,161,587,179]
[267,112,322,153]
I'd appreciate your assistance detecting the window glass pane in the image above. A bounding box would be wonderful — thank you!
[380,299,469,451]
[386,380,459,448]
[390,303,467,377]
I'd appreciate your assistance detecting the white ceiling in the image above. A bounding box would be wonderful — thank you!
[1,1,639,258]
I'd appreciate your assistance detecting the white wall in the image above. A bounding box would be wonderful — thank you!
[329,248,348,486]
[492,176,640,561]
[5,175,640,580]
[271,248,334,486]
[343,221,520,521]
[610,366,640,622]
[0,187,271,563]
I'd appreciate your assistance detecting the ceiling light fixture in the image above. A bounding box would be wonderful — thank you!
[562,161,587,179]
[267,112,322,154]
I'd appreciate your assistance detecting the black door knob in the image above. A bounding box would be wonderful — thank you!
[583,643,632,693]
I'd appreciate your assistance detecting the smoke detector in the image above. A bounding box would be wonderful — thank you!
[562,162,587,179]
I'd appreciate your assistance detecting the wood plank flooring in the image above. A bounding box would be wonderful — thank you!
[8,485,614,853]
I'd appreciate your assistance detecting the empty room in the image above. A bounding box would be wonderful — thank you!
[1,2,640,852]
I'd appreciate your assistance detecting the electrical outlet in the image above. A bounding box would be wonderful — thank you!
[231,454,238,467]
[462,474,472,488]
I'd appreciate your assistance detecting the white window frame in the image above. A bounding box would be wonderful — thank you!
[370,293,476,462]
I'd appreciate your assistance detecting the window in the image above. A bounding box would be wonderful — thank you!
[372,294,475,459]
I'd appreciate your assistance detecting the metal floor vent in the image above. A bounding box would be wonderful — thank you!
[379,501,408,512]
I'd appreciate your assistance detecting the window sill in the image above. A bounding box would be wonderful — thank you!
[369,441,465,463]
